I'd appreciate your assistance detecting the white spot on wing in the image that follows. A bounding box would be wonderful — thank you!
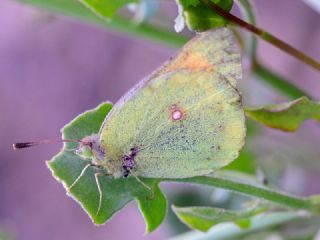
[172,110,182,120]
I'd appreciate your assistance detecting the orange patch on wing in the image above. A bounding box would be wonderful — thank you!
[166,51,214,73]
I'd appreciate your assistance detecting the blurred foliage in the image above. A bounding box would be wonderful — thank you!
[80,0,138,18]
[0,227,15,240]
[172,203,267,231]
[17,0,188,47]
[170,212,309,240]
[223,148,256,175]
[246,97,320,132]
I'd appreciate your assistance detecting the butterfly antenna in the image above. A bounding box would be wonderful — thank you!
[12,139,81,150]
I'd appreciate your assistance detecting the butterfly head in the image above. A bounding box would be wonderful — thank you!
[76,134,106,164]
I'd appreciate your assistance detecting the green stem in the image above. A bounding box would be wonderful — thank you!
[252,61,310,99]
[205,1,320,71]
[234,1,308,99]
[166,175,316,213]
[235,0,258,59]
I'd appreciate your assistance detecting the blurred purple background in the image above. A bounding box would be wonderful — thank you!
[1,0,319,239]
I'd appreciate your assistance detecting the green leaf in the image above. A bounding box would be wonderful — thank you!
[79,0,139,19]
[46,103,319,233]
[223,148,256,175]
[179,0,201,7]
[245,97,320,132]
[172,204,267,231]
[47,102,167,233]
[309,195,320,214]
[170,211,308,240]
[175,0,233,32]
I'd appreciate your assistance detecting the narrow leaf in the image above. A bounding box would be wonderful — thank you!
[17,0,188,47]
[169,173,317,213]
[170,211,308,240]
[172,204,267,231]
[245,97,320,131]
[79,0,139,19]
[47,102,167,233]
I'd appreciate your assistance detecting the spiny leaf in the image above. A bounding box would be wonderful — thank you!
[172,204,268,231]
[245,97,320,132]
[47,102,167,233]
[175,0,233,32]
[79,0,139,19]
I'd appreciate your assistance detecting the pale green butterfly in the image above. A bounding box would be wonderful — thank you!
[14,28,246,215]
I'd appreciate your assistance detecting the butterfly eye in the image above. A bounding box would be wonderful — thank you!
[82,141,93,148]
[123,155,130,161]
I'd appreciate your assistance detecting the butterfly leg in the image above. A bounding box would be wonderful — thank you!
[94,172,106,217]
[131,173,154,200]
[68,163,95,191]
[64,147,79,152]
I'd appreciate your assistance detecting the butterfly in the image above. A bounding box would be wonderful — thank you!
[14,27,246,215]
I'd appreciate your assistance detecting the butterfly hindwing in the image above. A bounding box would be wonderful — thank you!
[99,28,245,178]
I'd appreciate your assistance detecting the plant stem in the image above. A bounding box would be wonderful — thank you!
[235,0,258,59]
[166,175,316,213]
[205,1,320,71]
[252,61,310,99]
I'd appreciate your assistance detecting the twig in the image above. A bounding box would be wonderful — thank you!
[205,1,320,71]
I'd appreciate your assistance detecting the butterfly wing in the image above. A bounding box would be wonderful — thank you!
[100,28,245,178]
